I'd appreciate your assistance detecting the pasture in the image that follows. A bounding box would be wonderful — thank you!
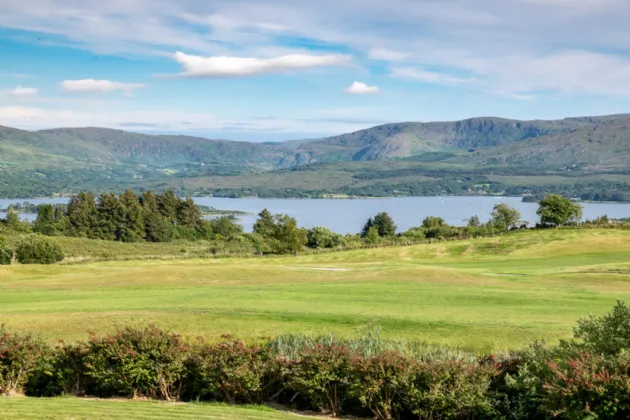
[1,229,630,352]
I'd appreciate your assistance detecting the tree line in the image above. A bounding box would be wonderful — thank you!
[0,192,604,265]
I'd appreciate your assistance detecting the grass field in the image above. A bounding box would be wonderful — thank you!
[2,229,630,352]
[0,398,317,419]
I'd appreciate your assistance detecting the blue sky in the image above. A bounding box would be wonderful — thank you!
[1,0,630,141]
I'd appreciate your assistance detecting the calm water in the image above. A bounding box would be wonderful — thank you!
[2,196,630,235]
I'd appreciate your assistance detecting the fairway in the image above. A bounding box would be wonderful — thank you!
[0,398,317,420]
[2,229,630,351]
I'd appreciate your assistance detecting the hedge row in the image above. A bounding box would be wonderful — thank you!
[3,302,630,419]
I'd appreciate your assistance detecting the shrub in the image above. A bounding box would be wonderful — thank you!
[186,336,280,404]
[572,300,630,356]
[14,234,64,264]
[351,351,414,420]
[307,227,343,249]
[403,359,496,419]
[0,325,48,396]
[541,352,630,418]
[282,344,355,416]
[44,343,91,397]
[84,325,188,400]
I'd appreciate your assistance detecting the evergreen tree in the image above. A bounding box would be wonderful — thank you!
[176,197,201,229]
[34,204,56,235]
[67,192,98,237]
[141,191,172,242]
[361,217,375,238]
[119,190,145,242]
[96,193,126,241]
[157,190,179,224]
[365,226,380,244]
[253,208,275,237]
[373,212,397,237]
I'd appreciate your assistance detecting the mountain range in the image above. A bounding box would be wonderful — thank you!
[1,114,630,198]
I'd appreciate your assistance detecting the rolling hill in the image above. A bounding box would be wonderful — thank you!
[2,113,630,198]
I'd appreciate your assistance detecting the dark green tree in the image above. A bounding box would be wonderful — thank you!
[96,193,126,241]
[119,190,145,242]
[361,217,375,238]
[373,212,397,237]
[157,190,180,224]
[34,204,57,235]
[176,197,201,229]
[141,191,171,242]
[67,192,98,238]
[537,194,583,226]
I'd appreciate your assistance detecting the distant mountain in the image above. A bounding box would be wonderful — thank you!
[2,113,630,197]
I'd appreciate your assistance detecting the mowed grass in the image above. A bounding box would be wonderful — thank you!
[1,229,630,352]
[0,398,316,420]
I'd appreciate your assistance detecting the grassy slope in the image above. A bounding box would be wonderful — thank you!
[0,398,316,420]
[2,229,630,352]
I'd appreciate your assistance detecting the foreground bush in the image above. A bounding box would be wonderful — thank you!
[5,302,630,418]
[0,325,48,396]
[14,234,64,264]
[185,336,280,404]
[84,325,188,400]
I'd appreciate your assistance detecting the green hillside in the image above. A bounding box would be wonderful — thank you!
[2,113,630,198]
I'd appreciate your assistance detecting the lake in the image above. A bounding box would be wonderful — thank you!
[2,196,629,235]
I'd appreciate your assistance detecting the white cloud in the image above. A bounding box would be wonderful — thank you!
[9,86,39,97]
[2,0,630,99]
[344,82,380,94]
[391,68,475,86]
[172,51,351,77]
[61,79,146,96]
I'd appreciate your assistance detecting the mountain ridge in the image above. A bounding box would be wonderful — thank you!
[2,113,630,198]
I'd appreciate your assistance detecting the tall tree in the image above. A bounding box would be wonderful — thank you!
[373,212,397,237]
[176,197,201,229]
[537,194,583,226]
[67,192,98,238]
[34,204,56,235]
[253,209,275,237]
[361,217,374,238]
[141,191,171,242]
[96,193,125,241]
[119,189,145,242]
[157,190,179,224]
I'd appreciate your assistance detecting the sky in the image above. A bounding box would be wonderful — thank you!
[2,0,630,141]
